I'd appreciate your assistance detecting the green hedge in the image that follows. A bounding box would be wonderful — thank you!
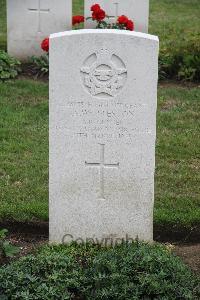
[0,242,199,299]
[1,0,200,82]
[28,32,200,82]
[159,34,200,81]
[0,50,21,81]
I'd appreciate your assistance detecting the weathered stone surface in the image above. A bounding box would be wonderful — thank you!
[85,0,149,33]
[49,29,159,244]
[7,0,72,60]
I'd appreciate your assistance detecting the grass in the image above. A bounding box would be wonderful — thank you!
[1,0,200,53]
[0,79,199,228]
[149,0,200,48]
[155,85,200,227]
[0,80,48,221]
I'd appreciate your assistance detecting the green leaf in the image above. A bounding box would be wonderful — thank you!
[0,229,8,239]
[0,50,21,82]
[3,241,20,257]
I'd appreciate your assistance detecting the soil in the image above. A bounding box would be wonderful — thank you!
[0,234,47,266]
[19,63,49,82]
[1,221,199,243]
[174,244,200,274]
[159,80,200,88]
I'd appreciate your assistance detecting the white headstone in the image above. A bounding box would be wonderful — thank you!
[49,29,159,244]
[84,0,149,33]
[7,0,72,60]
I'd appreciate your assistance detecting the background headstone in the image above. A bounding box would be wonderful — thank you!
[7,0,72,60]
[84,0,149,33]
[49,29,159,244]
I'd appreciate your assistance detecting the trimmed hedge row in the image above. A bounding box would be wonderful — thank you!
[159,34,200,81]
[0,242,199,299]
[1,33,200,83]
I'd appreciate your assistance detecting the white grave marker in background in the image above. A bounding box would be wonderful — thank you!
[84,0,149,33]
[49,29,159,244]
[28,1,50,33]
[7,0,72,60]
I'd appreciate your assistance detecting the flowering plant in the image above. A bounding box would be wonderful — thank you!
[72,15,85,28]
[73,3,134,31]
[41,37,49,53]
[30,37,49,77]
[40,4,134,55]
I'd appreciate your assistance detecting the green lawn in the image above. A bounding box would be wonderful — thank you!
[1,0,200,53]
[0,79,199,228]
[0,80,48,221]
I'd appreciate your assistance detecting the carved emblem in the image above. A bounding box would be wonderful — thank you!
[80,49,127,98]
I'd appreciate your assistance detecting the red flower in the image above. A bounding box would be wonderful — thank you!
[92,8,106,21]
[72,15,84,26]
[126,19,134,31]
[41,37,49,52]
[91,4,101,12]
[118,15,129,25]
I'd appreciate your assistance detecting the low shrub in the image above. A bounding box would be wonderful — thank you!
[29,54,49,78]
[159,33,200,82]
[36,36,200,82]
[0,50,21,81]
[30,50,200,82]
[0,242,199,299]
[0,229,20,261]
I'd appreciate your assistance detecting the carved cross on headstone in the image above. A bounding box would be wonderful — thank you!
[113,2,119,21]
[109,2,119,22]
[28,0,50,33]
[85,144,119,199]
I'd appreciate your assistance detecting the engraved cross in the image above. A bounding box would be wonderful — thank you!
[109,2,119,22]
[114,2,119,20]
[85,144,119,199]
[28,0,50,33]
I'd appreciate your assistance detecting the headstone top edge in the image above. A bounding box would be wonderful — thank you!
[50,29,159,42]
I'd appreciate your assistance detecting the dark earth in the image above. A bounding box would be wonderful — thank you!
[0,222,199,274]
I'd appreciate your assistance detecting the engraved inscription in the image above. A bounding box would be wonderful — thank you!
[28,0,50,33]
[85,144,119,199]
[52,98,152,141]
[80,49,127,98]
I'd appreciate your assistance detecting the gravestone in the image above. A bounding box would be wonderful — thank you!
[49,29,159,244]
[7,0,72,60]
[84,0,149,33]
